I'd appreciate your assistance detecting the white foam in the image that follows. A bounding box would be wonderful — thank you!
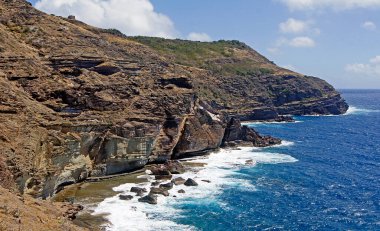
[344,106,380,115]
[93,147,298,231]
[242,120,302,125]
[271,140,295,148]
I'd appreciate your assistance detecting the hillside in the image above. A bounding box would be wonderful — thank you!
[0,0,347,205]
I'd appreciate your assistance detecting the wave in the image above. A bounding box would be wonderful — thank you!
[344,106,380,115]
[92,147,298,231]
[242,120,303,126]
[271,140,295,148]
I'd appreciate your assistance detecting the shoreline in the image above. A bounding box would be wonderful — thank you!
[56,140,296,230]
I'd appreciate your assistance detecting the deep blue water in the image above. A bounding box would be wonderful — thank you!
[174,90,380,230]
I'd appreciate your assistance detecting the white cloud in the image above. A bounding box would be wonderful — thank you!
[362,21,377,31]
[288,36,316,47]
[346,55,380,77]
[187,32,212,42]
[279,18,309,33]
[370,56,380,64]
[279,0,380,11]
[35,0,177,38]
[268,36,315,53]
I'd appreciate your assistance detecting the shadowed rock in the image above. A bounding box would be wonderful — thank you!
[150,187,169,196]
[119,195,133,200]
[159,182,174,190]
[184,178,198,186]
[138,194,157,205]
[171,177,186,185]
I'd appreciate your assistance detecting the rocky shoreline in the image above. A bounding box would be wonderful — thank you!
[55,137,297,230]
[0,1,349,230]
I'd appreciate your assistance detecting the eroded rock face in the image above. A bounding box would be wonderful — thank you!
[172,108,225,159]
[0,0,347,199]
[222,118,281,147]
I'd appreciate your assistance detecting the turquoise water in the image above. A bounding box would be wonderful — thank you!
[94,90,380,231]
[172,90,380,230]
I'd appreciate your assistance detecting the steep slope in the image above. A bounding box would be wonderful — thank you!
[0,0,347,200]
[130,37,348,119]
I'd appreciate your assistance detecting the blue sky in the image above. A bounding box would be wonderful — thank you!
[29,0,380,89]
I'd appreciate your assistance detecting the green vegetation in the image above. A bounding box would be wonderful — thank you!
[129,36,276,76]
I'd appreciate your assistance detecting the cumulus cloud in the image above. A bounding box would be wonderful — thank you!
[279,0,380,11]
[362,21,377,31]
[271,36,315,49]
[288,36,315,47]
[279,18,320,35]
[345,56,380,77]
[35,0,177,38]
[279,18,309,33]
[187,32,212,42]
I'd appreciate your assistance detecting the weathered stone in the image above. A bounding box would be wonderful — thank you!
[184,178,198,186]
[150,187,169,196]
[159,182,173,190]
[130,187,147,196]
[138,194,157,205]
[171,177,186,185]
[178,189,185,194]
[222,118,281,148]
[119,195,133,200]
[165,161,185,174]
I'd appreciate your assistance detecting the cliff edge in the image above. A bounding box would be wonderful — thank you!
[0,0,348,201]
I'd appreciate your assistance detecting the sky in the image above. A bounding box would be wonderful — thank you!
[28,0,380,89]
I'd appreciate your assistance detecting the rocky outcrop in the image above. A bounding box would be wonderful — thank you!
[0,0,347,202]
[222,118,281,147]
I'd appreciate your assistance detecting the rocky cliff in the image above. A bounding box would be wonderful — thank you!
[0,0,348,199]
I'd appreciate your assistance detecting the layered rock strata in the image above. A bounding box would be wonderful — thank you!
[0,0,348,200]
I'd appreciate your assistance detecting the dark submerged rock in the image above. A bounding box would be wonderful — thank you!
[138,194,158,205]
[119,195,133,200]
[184,178,198,186]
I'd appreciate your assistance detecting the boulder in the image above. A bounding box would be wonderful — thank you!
[150,168,171,176]
[138,195,158,205]
[171,177,186,185]
[150,187,169,196]
[184,178,198,186]
[159,182,173,190]
[201,180,211,183]
[119,195,133,200]
[165,161,185,174]
[131,187,147,196]
[178,189,185,194]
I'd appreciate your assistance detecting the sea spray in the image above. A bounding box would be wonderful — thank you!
[93,142,297,231]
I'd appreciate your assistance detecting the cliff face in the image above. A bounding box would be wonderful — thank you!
[0,0,348,198]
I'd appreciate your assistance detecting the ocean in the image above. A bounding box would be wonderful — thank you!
[93,89,380,231]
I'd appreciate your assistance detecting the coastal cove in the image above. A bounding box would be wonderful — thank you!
[3,2,380,230]
[57,90,380,230]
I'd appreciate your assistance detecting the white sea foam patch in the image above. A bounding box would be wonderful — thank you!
[344,106,380,115]
[242,120,303,126]
[271,140,295,148]
[93,147,297,231]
